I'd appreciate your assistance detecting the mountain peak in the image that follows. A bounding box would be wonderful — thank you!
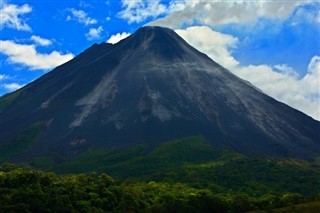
[130,26,176,41]
[116,26,196,60]
[0,26,319,162]
[137,26,174,35]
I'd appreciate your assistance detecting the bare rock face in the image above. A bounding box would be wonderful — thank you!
[0,26,319,161]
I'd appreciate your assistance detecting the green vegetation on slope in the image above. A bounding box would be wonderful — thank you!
[0,89,23,111]
[54,137,240,176]
[53,144,148,174]
[247,201,320,213]
[168,157,320,196]
[34,137,320,198]
[1,137,319,212]
[1,163,319,213]
[0,121,46,162]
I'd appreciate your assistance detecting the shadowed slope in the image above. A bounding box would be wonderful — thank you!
[0,26,319,162]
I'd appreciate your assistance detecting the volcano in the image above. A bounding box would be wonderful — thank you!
[0,26,319,162]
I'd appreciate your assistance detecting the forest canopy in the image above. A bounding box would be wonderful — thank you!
[0,163,319,213]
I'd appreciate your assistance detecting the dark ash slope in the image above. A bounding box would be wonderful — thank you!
[0,26,319,162]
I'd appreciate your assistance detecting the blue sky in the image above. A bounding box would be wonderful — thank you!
[1,0,319,120]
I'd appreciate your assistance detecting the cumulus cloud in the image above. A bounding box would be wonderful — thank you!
[148,0,311,28]
[304,56,320,98]
[176,26,239,69]
[3,82,23,91]
[31,35,52,46]
[0,3,32,31]
[290,2,320,25]
[66,8,97,25]
[86,26,103,40]
[177,26,320,120]
[107,32,131,44]
[0,40,74,70]
[234,59,320,120]
[118,0,166,23]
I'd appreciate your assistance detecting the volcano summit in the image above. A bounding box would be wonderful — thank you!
[0,26,319,162]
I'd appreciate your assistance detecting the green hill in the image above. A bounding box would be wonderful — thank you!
[29,137,320,197]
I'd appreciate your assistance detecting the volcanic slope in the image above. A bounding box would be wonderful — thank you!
[0,26,319,162]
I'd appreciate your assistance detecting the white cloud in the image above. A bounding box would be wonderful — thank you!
[0,3,32,31]
[86,26,103,40]
[233,60,320,120]
[148,0,310,28]
[31,35,52,46]
[303,56,320,97]
[175,26,239,69]
[118,0,166,23]
[177,26,320,120]
[290,2,320,25]
[0,40,74,70]
[3,82,23,91]
[66,8,97,25]
[107,32,130,44]
[0,74,9,80]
